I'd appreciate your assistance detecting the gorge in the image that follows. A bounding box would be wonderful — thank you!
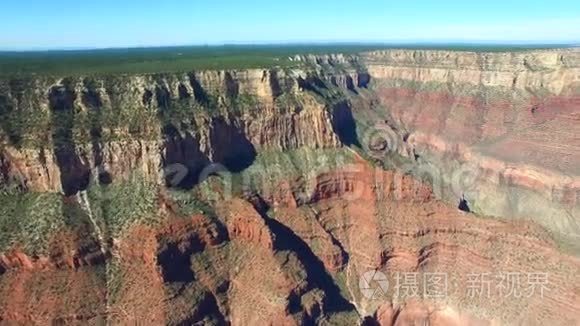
[0,48,578,325]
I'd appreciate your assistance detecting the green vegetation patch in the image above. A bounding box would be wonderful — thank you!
[0,45,391,77]
[166,189,217,219]
[0,79,53,148]
[105,257,125,306]
[0,189,64,254]
[88,173,159,238]
[238,147,356,194]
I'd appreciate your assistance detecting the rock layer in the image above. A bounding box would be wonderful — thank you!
[359,49,580,249]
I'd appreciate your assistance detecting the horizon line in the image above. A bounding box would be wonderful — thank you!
[1,40,579,53]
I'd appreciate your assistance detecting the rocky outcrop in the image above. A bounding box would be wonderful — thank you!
[217,198,275,249]
[366,301,494,326]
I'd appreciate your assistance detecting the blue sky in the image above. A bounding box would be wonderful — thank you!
[1,0,579,50]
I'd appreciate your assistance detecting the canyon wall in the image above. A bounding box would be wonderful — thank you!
[0,67,365,194]
[358,49,580,251]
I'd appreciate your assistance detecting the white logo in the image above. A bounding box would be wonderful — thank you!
[163,163,189,187]
[450,162,482,198]
[359,270,389,300]
[362,123,401,159]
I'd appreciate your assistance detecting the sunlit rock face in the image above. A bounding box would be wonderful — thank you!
[0,49,578,325]
[360,49,580,251]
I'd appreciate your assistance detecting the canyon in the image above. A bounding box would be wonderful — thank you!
[0,48,578,325]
